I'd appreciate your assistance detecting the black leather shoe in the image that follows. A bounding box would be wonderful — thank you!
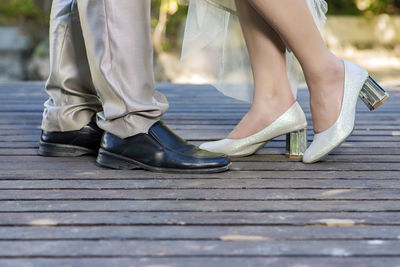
[38,117,104,157]
[96,121,231,173]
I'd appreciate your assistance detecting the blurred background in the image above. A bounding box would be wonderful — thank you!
[0,0,399,87]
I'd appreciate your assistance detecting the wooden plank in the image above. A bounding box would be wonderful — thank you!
[2,147,400,157]
[0,118,398,128]
[1,158,400,171]
[0,200,400,212]
[0,142,38,149]
[0,149,38,155]
[0,240,400,256]
[2,126,400,136]
[0,124,399,137]
[1,258,398,267]
[0,188,400,200]
[1,112,399,120]
[1,105,400,116]
[1,99,399,106]
[2,141,400,150]
[0,169,398,180]
[229,162,400,171]
[3,134,400,142]
[233,154,400,163]
[0,178,398,189]
[1,225,400,240]
[1,211,400,226]
[4,125,400,136]
[5,148,400,162]
[0,104,396,114]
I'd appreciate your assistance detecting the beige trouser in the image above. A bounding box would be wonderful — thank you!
[41,0,169,138]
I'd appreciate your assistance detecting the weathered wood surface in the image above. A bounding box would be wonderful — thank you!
[0,81,400,266]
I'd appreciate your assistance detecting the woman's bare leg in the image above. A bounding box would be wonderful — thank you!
[247,0,344,133]
[228,0,295,139]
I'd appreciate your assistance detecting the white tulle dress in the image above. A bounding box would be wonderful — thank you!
[181,0,328,102]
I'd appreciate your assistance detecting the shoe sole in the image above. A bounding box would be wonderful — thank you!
[96,148,231,174]
[38,141,96,157]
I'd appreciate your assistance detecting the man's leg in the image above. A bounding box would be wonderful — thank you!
[75,0,230,173]
[76,0,169,138]
[39,0,104,157]
[42,0,102,132]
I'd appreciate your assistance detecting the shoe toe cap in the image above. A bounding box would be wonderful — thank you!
[199,139,234,154]
[302,151,314,164]
[194,149,231,167]
[302,141,328,164]
[210,156,231,168]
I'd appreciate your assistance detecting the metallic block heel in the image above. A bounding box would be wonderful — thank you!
[359,76,389,111]
[285,128,307,159]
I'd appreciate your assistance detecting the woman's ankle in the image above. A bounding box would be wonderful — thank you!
[227,95,295,139]
[305,56,344,91]
[307,57,345,133]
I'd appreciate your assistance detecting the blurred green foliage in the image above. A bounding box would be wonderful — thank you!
[151,0,187,35]
[326,0,400,15]
[0,0,398,52]
[0,0,47,25]
[0,0,398,29]
[151,0,187,51]
[0,0,49,46]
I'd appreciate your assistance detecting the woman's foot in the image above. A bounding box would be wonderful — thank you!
[303,60,381,163]
[228,92,295,139]
[200,102,307,157]
[306,57,345,133]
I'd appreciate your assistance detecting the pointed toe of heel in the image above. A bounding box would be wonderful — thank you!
[199,139,267,157]
[302,152,313,164]
[199,140,230,154]
[199,142,210,151]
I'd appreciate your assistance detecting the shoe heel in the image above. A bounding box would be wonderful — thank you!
[359,76,389,111]
[38,142,95,157]
[285,128,307,159]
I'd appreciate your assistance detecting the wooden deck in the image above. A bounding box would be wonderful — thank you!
[1,81,400,266]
